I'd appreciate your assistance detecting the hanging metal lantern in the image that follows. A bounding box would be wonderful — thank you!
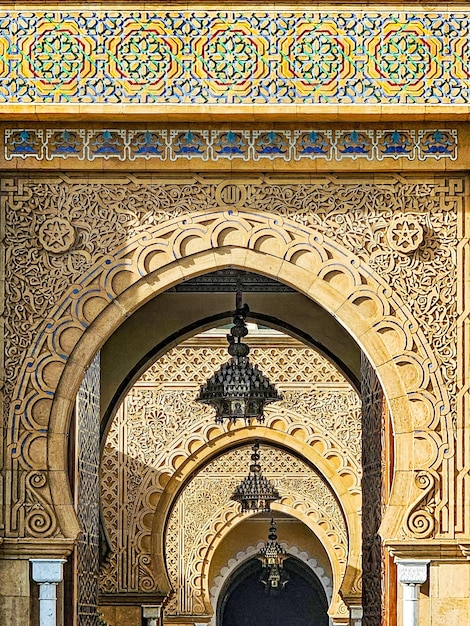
[231,441,280,513]
[196,292,282,424]
[258,518,289,593]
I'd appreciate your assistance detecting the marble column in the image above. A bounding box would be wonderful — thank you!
[142,605,162,626]
[349,605,363,626]
[30,559,66,626]
[395,559,429,626]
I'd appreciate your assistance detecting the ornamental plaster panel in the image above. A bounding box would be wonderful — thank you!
[0,172,463,546]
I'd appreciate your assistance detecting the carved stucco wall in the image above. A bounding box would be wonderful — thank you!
[361,355,387,626]
[99,336,360,619]
[0,172,465,551]
[76,354,101,626]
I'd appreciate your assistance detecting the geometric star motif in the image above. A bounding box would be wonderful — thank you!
[38,217,76,253]
[386,215,423,253]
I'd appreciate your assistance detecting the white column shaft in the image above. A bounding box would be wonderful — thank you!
[30,559,66,626]
[38,583,58,626]
[402,583,419,626]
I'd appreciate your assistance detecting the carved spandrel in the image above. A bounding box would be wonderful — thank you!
[0,173,462,541]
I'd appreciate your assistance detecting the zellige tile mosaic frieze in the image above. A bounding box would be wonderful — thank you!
[1,11,470,104]
[4,128,458,161]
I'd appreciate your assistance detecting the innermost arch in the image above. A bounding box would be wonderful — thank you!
[220,557,329,626]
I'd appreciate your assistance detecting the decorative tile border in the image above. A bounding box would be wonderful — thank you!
[0,11,470,104]
[4,128,458,162]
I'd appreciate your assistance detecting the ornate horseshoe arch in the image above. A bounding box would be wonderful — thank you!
[149,430,359,600]
[158,440,350,621]
[6,207,450,548]
[200,509,344,620]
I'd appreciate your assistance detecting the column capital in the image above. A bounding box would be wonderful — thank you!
[142,605,162,626]
[30,559,66,584]
[395,559,429,586]
[142,606,161,619]
[349,605,363,626]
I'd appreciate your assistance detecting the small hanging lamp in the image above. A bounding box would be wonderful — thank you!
[258,518,289,593]
[196,291,282,424]
[231,440,280,513]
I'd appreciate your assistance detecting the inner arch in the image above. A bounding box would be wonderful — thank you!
[101,269,361,432]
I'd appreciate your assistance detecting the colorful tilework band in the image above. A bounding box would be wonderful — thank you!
[1,11,470,104]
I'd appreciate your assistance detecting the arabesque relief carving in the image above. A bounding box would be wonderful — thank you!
[99,337,360,603]
[362,355,387,626]
[164,446,347,617]
[0,173,464,544]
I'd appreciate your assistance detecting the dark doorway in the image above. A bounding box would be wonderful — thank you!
[219,557,329,626]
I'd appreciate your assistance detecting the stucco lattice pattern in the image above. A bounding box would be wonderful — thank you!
[2,12,470,104]
[361,356,386,626]
[76,354,100,626]
[142,345,346,384]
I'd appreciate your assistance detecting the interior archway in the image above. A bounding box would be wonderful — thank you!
[218,556,329,626]
[98,316,362,622]
[100,276,361,431]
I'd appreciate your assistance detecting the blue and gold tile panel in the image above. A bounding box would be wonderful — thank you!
[1,11,470,104]
[45,129,86,160]
[6,130,45,159]
[212,131,250,161]
[4,128,458,162]
[169,131,210,161]
[293,131,333,161]
[336,130,374,161]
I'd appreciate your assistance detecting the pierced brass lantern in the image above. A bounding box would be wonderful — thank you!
[196,293,282,424]
[258,518,289,593]
[231,441,280,513]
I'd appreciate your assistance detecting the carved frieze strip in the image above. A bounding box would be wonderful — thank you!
[4,128,458,162]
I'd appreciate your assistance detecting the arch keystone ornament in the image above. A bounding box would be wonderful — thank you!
[2,173,461,568]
